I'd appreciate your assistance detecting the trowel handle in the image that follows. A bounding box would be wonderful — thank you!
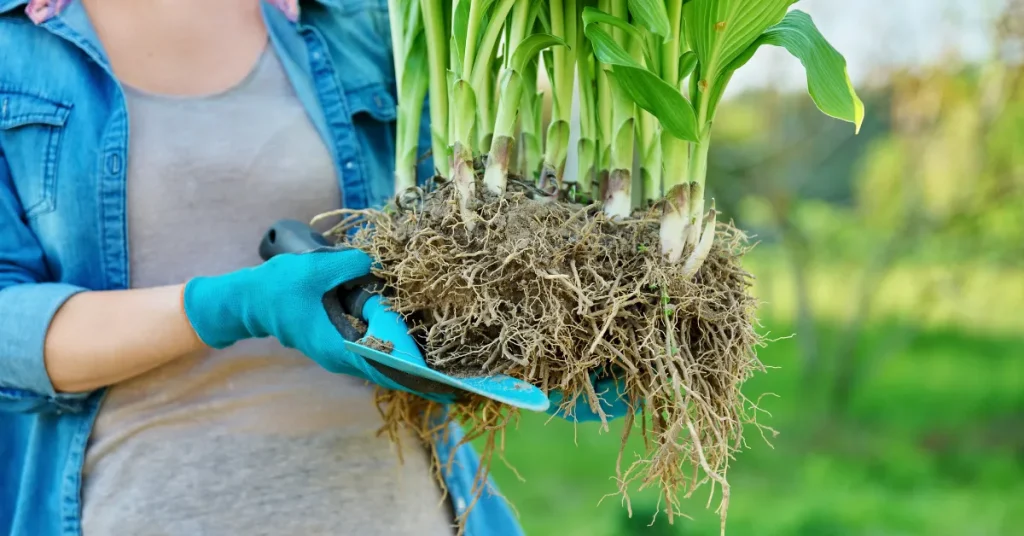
[258,219,332,260]
[256,220,476,400]
[257,219,384,339]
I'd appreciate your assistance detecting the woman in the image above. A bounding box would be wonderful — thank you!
[0,0,630,535]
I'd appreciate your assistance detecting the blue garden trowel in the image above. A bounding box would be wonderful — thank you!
[258,219,550,412]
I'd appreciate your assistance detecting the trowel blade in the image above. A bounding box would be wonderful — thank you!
[343,341,550,412]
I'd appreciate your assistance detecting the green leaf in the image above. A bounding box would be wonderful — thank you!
[728,10,865,133]
[452,79,478,145]
[493,70,524,137]
[587,21,638,65]
[397,35,430,169]
[582,7,659,70]
[536,4,552,34]
[470,0,519,85]
[582,7,645,46]
[401,0,422,41]
[585,25,699,142]
[628,0,671,38]
[399,0,425,63]
[452,0,471,73]
[684,0,795,82]
[542,48,556,90]
[400,34,430,105]
[689,58,701,105]
[678,50,698,81]
[479,0,497,14]
[612,117,635,167]
[511,33,568,73]
[528,0,548,28]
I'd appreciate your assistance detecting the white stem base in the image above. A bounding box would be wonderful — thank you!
[681,201,717,278]
[602,169,632,220]
[660,184,692,264]
[483,136,513,196]
[604,191,631,220]
[453,142,479,231]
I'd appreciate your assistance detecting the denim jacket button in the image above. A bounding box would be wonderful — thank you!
[106,153,122,174]
[344,160,355,171]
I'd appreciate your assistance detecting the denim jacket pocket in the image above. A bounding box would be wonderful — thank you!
[0,90,71,219]
[346,84,398,208]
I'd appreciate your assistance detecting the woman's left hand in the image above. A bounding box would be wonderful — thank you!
[546,375,638,423]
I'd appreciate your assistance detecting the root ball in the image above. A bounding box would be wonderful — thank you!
[320,181,768,533]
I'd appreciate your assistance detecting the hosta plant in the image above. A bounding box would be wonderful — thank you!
[316,0,863,533]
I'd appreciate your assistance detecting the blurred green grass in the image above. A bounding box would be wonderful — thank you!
[478,260,1024,536]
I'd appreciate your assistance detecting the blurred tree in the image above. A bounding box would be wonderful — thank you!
[706,87,888,387]
[708,0,1024,416]
[832,0,1024,411]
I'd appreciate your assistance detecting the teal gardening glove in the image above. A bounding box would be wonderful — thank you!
[547,373,638,423]
[182,248,454,403]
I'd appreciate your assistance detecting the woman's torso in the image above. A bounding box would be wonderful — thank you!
[0,1,520,535]
[80,46,453,535]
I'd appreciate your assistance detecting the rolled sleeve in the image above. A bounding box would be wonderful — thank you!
[0,145,91,413]
[0,282,86,400]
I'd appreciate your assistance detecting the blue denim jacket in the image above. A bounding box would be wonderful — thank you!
[0,1,523,535]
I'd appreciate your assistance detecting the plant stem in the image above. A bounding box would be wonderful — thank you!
[476,62,496,153]
[451,77,479,228]
[638,111,662,206]
[595,70,612,199]
[665,76,713,269]
[681,199,716,277]
[575,3,598,201]
[519,61,543,181]
[686,139,709,247]
[661,131,690,189]
[389,0,410,190]
[594,0,613,202]
[420,0,450,178]
[462,0,485,76]
[508,0,532,61]
[659,183,690,263]
[636,26,662,205]
[484,2,533,195]
[659,0,688,192]
[483,74,520,194]
[540,0,577,195]
[662,0,683,88]
[450,0,478,158]
[471,0,517,153]
[683,81,712,245]
[395,59,429,191]
[603,0,635,219]
[391,0,429,192]
[388,0,406,82]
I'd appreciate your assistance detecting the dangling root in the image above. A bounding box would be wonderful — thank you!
[318,179,769,535]
[373,389,523,535]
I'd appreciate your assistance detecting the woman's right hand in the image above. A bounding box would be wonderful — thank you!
[182,248,454,402]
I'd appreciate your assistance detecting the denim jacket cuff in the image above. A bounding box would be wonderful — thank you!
[0,282,87,399]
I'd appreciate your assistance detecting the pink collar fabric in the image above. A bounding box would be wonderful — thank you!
[25,0,300,24]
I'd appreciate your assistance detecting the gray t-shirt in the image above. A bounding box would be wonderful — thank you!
[80,47,454,536]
